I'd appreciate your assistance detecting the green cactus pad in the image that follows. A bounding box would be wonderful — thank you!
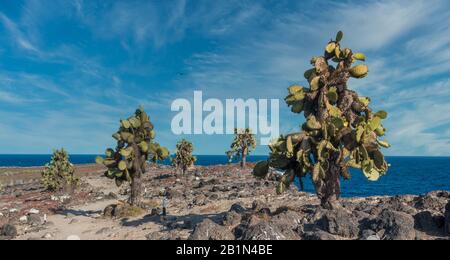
[253,161,270,178]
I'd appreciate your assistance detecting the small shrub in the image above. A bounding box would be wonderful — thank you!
[172,139,196,175]
[41,149,78,192]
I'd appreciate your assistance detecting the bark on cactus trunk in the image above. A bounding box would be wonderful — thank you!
[240,147,248,168]
[130,173,143,207]
[313,154,342,209]
[129,144,145,207]
[313,84,343,209]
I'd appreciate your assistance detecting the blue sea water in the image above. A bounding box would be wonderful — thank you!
[0,155,449,197]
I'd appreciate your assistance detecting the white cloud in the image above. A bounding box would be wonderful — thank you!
[173,0,450,155]
[323,0,438,50]
[0,12,39,53]
[0,90,26,104]
[388,101,450,156]
[1,0,449,155]
[72,0,188,48]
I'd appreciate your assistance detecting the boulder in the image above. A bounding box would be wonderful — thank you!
[208,193,219,200]
[165,188,183,199]
[229,203,246,214]
[28,214,45,226]
[241,222,299,240]
[189,219,235,240]
[28,208,40,215]
[211,186,221,192]
[302,230,337,240]
[193,194,207,206]
[370,209,415,240]
[415,193,447,211]
[227,193,238,200]
[222,211,242,227]
[1,224,17,239]
[316,208,359,238]
[146,230,181,240]
[445,201,450,235]
[251,200,270,212]
[414,211,445,236]
[385,197,417,215]
[19,216,28,223]
[105,192,118,200]
[270,209,303,231]
[359,229,381,240]
[103,204,115,218]
[150,208,162,216]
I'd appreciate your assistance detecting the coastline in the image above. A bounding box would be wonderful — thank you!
[1,164,449,240]
[2,162,450,197]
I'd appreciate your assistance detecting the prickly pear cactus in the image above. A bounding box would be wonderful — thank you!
[172,139,196,175]
[227,128,256,168]
[41,149,78,192]
[253,31,390,209]
[149,142,170,164]
[96,106,168,207]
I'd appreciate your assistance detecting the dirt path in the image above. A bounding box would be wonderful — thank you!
[10,166,266,240]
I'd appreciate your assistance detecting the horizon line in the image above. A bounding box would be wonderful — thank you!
[0,154,450,158]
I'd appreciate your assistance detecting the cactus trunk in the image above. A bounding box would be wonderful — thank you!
[130,172,143,207]
[314,155,342,209]
[314,88,342,209]
[129,144,145,207]
[241,147,248,168]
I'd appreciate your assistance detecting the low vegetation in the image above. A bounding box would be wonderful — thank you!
[227,128,256,168]
[41,149,78,192]
[172,139,196,176]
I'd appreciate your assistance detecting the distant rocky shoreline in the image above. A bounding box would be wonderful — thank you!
[0,164,449,240]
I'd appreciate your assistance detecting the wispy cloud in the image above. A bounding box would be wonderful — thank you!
[172,0,450,155]
[0,12,39,53]
[0,0,449,155]
[0,90,27,104]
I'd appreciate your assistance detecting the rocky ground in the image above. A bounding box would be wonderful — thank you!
[0,163,449,240]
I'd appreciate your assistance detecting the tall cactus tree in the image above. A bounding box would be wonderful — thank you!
[96,106,168,207]
[172,139,196,176]
[227,128,256,168]
[253,31,390,209]
[41,149,78,192]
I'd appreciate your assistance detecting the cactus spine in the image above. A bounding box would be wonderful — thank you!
[253,31,390,209]
[41,149,78,192]
[227,128,257,168]
[96,106,168,207]
[172,139,196,176]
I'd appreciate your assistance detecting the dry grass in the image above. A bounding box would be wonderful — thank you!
[116,204,146,218]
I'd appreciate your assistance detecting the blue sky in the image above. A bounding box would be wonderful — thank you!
[0,0,449,156]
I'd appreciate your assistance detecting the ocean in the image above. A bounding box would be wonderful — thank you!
[0,154,449,198]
